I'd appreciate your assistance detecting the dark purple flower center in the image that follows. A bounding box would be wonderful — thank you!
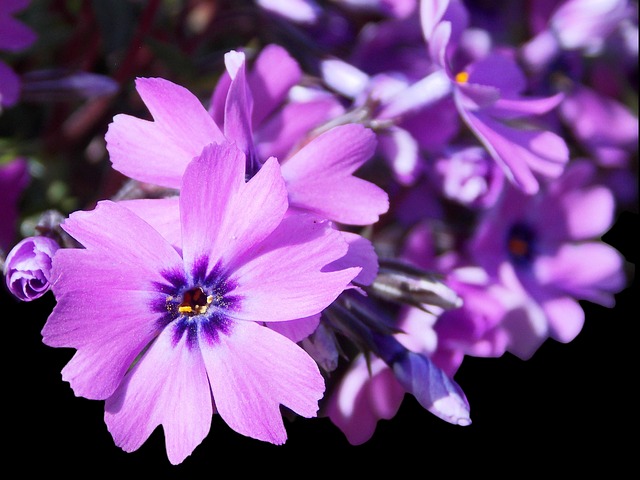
[151,257,241,348]
[507,223,535,266]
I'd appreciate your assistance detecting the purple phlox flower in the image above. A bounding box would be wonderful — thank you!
[521,0,632,72]
[377,0,569,195]
[4,235,59,302]
[0,0,36,108]
[42,141,362,464]
[467,159,628,359]
[559,83,639,168]
[107,63,389,227]
[0,157,29,254]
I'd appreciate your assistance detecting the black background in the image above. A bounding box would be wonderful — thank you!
[4,209,637,475]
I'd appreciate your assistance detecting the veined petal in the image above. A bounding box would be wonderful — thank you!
[201,321,324,444]
[281,124,389,225]
[120,197,181,247]
[230,215,359,322]
[58,200,183,275]
[105,327,213,465]
[106,78,225,189]
[180,145,288,271]
[179,142,244,271]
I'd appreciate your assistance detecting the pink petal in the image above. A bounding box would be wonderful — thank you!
[461,108,568,194]
[282,124,389,225]
[106,78,225,188]
[180,144,288,270]
[542,296,585,344]
[105,327,213,465]
[327,355,404,445]
[534,242,626,306]
[120,197,181,247]
[326,231,379,286]
[223,51,257,159]
[201,321,324,444]
[255,97,345,161]
[266,314,321,343]
[560,185,615,240]
[249,44,303,127]
[230,215,359,322]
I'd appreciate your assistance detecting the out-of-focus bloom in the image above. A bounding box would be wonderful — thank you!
[0,157,29,254]
[521,0,632,71]
[410,0,569,194]
[4,235,59,301]
[42,142,361,464]
[0,0,36,108]
[467,159,627,359]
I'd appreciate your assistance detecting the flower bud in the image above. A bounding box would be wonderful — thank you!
[4,236,60,302]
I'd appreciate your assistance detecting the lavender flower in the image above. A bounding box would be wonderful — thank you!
[4,235,59,301]
[467,159,627,359]
[41,142,362,464]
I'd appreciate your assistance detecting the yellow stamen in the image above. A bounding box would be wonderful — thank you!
[455,71,469,84]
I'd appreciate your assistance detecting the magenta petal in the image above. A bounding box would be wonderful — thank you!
[560,185,615,240]
[0,13,36,52]
[420,0,451,42]
[120,197,181,247]
[223,51,257,160]
[542,296,585,344]
[201,321,324,444]
[327,355,404,445]
[180,145,288,270]
[326,231,379,286]
[249,44,303,127]
[282,124,389,225]
[231,215,359,322]
[105,328,212,465]
[255,96,345,161]
[106,78,225,188]
[266,314,321,343]
[534,243,626,306]
[461,108,569,194]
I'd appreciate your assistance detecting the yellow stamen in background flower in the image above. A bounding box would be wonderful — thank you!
[455,71,470,84]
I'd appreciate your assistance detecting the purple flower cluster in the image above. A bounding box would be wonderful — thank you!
[1,0,637,465]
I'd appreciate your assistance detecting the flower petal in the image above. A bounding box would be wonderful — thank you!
[105,327,212,465]
[282,124,389,225]
[179,144,288,271]
[201,321,324,444]
[106,78,225,188]
[230,215,359,322]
